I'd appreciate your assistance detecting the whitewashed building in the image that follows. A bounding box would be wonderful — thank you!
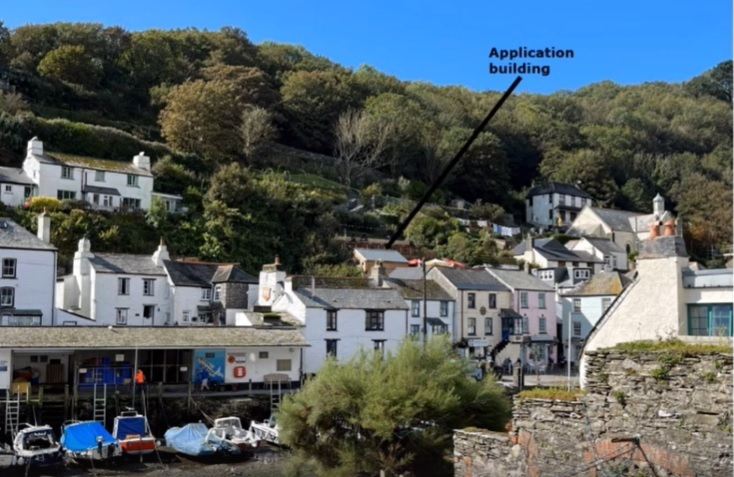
[0,214,56,326]
[0,167,35,207]
[566,236,629,272]
[525,181,592,228]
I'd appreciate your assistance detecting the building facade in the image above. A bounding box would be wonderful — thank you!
[525,182,593,229]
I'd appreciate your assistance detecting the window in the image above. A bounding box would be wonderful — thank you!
[326,310,337,331]
[602,298,612,312]
[365,310,385,331]
[143,278,155,296]
[573,321,582,337]
[523,316,529,334]
[127,174,139,186]
[488,293,497,309]
[276,359,292,372]
[538,293,546,309]
[122,197,141,209]
[182,310,190,322]
[603,255,611,266]
[440,301,448,317]
[559,194,565,205]
[467,293,476,309]
[484,317,493,335]
[558,261,566,267]
[539,316,547,334]
[24,187,32,199]
[3,185,10,193]
[373,340,386,359]
[410,324,420,337]
[61,166,73,179]
[213,285,222,301]
[548,209,553,220]
[118,277,130,295]
[57,190,76,200]
[0,287,14,307]
[143,305,155,320]
[103,195,112,207]
[259,351,269,359]
[326,339,338,357]
[431,323,448,334]
[520,292,528,308]
[95,170,105,182]
[572,298,581,313]
[116,308,128,325]
[411,300,420,317]
[574,269,590,280]
[7,315,40,326]
[687,304,733,337]
[468,317,476,336]
[2,259,16,278]
[538,270,554,280]
[201,288,211,300]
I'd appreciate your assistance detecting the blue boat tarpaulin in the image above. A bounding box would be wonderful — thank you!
[165,423,217,456]
[114,416,147,439]
[61,421,116,452]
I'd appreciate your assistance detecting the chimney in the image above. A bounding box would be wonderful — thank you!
[27,137,43,156]
[133,152,151,171]
[663,220,675,236]
[37,208,51,243]
[370,260,385,287]
[73,237,93,277]
[648,221,660,239]
[652,193,664,219]
[152,237,170,266]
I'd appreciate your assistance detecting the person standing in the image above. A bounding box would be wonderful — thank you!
[135,368,146,395]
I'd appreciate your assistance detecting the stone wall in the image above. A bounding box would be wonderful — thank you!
[455,348,733,477]
[222,282,249,309]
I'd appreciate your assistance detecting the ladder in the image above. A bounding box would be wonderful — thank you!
[93,383,107,424]
[270,379,281,414]
[4,391,20,437]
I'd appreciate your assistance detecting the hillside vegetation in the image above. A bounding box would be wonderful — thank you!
[0,22,730,272]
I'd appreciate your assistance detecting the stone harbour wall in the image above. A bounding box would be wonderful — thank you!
[454,349,733,477]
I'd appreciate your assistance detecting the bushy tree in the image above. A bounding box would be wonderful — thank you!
[37,44,103,86]
[279,336,510,477]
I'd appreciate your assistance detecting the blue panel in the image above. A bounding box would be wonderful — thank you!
[61,421,116,451]
[192,349,225,385]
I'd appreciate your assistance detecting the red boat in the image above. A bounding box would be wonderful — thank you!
[112,410,156,455]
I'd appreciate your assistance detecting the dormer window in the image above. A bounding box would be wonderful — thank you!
[61,166,73,179]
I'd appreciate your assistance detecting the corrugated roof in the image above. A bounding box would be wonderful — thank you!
[564,271,631,296]
[432,268,509,291]
[0,217,56,251]
[354,248,408,263]
[90,254,166,276]
[294,287,409,310]
[526,182,591,199]
[485,268,554,291]
[44,152,153,177]
[0,326,308,349]
[0,167,33,185]
[383,278,454,300]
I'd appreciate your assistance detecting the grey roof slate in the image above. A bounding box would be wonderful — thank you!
[581,237,625,254]
[83,185,121,196]
[526,182,591,199]
[354,248,408,263]
[388,267,425,280]
[42,152,153,177]
[0,217,55,251]
[433,268,509,291]
[163,260,219,287]
[211,264,258,284]
[589,207,644,233]
[484,268,554,291]
[0,326,307,349]
[294,287,409,310]
[564,271,632,296]
[90,254,166,275]
[0,167,33,185]
[383,278,454,300]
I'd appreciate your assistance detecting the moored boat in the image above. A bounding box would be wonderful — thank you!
[112,410,156,456]
[164,422,239,457]
[12,423,64,467]
[210,417,259,452]
[61,420,121,461]
[248,414,281,445]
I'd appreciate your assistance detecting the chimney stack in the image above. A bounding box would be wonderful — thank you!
[663,220,675,236]
[152,237,170,266]
[27,137,43,156]
[370,260,385,287]
[133,152,151,171]
[37,208,51,243]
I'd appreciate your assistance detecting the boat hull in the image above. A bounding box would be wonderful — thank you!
[13,450,64,467]
[120,436,157,455]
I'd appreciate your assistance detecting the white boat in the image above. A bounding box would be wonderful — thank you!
[248,414,280,445]
[12,424,64,467]
[210,417,259,452]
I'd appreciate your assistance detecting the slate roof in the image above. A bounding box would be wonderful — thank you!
[512,238,600,263]
[0,167,33,185]
[484,268,554,291]
[0,326,307,349]
[354,248,409,263]
[43,152,153,176]
[89,254,165,275]
[211,264,258,284]
[82,185,121,196]
[0,217,56,251]
[526,181,591,199]
[383,278,454,300]
[388,267,425,280]
[294,287,409,310]
[163,260,219,287]
[433,268,509,291]
[564,271,632,296]
[588,207,644,233]
[581,237,625,254]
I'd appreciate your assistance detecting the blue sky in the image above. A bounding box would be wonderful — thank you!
[2,1,731,94]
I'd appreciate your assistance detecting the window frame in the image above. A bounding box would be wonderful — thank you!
[326,339,338,357]
[539,316,547,334]
[3,185,10,193]
[488,293,496,309]
[116,308,128,326]
[520,291,528,308]
[2,258,16,278]
[411,300,420,317]
[572,298,582,313]
[409,324,420,337]
[326,309,338,331]
[573,320,582,337]
[538,292,546,309]
[127,174,139,187]
[213,285,222,302]
[118,277,130,296]
[574,269,591,280]
[142,278,155,296]
[373,340,386,359]
[365,310,385,331]
[484,316,493,335]
[57,190,76,200]
[276,359,292,372]
[95,170,105,182]
[201,288,211,301]
[467,292,476,309]
[467,317,477,336]
[61,166,73,179]
[687,304,733,337]
[440,300,448,317]
[0,287,14,307]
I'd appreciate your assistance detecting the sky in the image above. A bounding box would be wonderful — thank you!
[1,1,732,94]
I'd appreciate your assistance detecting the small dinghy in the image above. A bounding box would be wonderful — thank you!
[164,422,239,457]
[61,420,121,461]
[248,414,281,445]
[210,417,259,452]
[112,410,156,456]
[12,423,64,467]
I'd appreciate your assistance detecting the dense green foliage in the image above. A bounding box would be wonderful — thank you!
[0,21,730,269]
[279,336,511,477]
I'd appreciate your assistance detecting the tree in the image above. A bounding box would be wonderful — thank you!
[37,44,103,86]
[159,79,242,162]
[685,60,732,105]
[240,106,276,162]
[0,92,29,115]
[279,336,510,477]
[333,108,392,188]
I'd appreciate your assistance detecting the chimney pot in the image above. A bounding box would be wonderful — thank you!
[648,221,660,239]
[274,255,280,265]
[663,220,675,236]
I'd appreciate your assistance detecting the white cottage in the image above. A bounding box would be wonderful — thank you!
[525,181,593,228]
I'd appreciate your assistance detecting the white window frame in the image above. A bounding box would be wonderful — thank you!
[409,324,420,337]
[440,300,448,317]
[573,320,582,337]
[411,300,420,317]
[2,258,16,278]
[520,291,528,308]
[201,288,211,301]
[61,166,73,179]
[118,277,130,295]
[116,308,128,325]
[488,293,496,309]
[276,359,292,372]
[373,340,386,359]
[0,287,14,307]
[539,316,547,334]
[182,310,190,322]
[573,298,582,313]
[468,317,477,336]
[484,316,493,335]
[574,269,591,280]
[326,309,338,331]
[538,293,546,309]
[467,293,476,309]
[127,174,139,186]
[3,185,10,193]
[95,170,105,182]
[143,278,155,296]
[213,285,222,301]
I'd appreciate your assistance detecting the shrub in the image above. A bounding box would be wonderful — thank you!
[26,196,62,213]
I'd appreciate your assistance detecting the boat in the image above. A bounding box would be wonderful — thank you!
[11,423,64,467]
[112,410,156,456]
[210,417,259,452]
[164,422,240,457]
[248,414,281,445]
[60,420,121,461]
